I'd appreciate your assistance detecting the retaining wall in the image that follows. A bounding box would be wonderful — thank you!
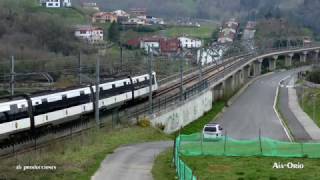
[151,90,212,134]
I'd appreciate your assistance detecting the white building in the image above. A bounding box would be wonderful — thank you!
[140,39,160,52]
[40,0,71,8]
[112,10,130,17]
[128,17,146,25]
[178,36,202,49]
[74,26,103,44]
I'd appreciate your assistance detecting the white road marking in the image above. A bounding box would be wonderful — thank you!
[274,75,294,142]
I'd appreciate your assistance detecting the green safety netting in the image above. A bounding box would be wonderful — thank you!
[174,133,320,180]
[177,133,320,158]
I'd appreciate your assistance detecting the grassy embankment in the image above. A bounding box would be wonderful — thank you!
[153,101,226,180]
[300,88,320,127]
[0,124,172,180]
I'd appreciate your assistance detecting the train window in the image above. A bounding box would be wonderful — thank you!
[124,82,127,86]
[42,99,48,103]
[35,102,39,105]
[46,115,48,121]
[62,95,67,99]
[0,112,6,122]
[80,91,85,95]
[10,104,18,112]
[136,79,139,83]
[145,77,147,81]
[112,84,116,88]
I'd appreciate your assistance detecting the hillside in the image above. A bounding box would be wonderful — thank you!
[0,0,90,60]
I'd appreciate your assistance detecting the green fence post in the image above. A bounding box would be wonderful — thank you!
[173,138,176,167]
[201,132,203,155]
[184,161,186,180]
[259,128,263,155]
[300,143,304,157]
[223,130,227,155]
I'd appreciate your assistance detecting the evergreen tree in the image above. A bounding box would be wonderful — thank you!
[108,21,120,43]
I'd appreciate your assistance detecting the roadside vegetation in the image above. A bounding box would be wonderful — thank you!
[154,150,320,180]
[182,156,320,180]
[177,101,225,135]
[0,124,171,180]
[300,88,320,127]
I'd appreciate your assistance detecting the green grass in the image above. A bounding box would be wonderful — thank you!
[153,150,320,180]
[300,88,320,127]
[31,7,88,24]
[152,149,176,180]
[0,126,171,180]
[179,101,225,135]
[183,156,320,180]
[163,25,216,39]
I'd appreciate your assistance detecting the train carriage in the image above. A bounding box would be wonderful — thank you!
[0,72,158,140]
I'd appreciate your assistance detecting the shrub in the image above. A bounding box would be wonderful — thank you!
[138,116,151,128]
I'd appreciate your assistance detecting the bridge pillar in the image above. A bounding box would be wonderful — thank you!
[212,82,225,101]
[313,50,319,64]
[233,71,241,90]
[300,51,308,63]
[224,75,235,97]
[239,69,245,85]
[243,65,250,81]
[253,59,262,76]
[269,56,278,71]
[285,53,294,67]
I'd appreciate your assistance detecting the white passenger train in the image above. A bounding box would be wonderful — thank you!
[0,72,158,139]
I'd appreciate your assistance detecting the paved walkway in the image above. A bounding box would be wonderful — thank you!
[278,75,311,141]
[287,76,320,140]
[91,141,173,180]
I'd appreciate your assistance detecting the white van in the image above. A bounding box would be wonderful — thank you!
[202,123,223,140]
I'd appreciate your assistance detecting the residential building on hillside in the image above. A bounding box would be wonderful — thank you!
[74,26,103,44]
[178,36,202,48]
[242,21,256,40]
[128,17,146,25]
[112,10,130,18]
[82,2,100,11]
[130,8,147,17]
[160,38,180,55]
[140,37,162,52]
[40,0,71,8]
[92,12,117,23]
[218,18,239,44]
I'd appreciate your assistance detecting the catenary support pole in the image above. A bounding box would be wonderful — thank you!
[95,55,100,128]
[10,56,15,96]
[148,46,153,114]
[78,52,82,85]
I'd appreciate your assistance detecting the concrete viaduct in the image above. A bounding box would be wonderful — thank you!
[211,46,320,100]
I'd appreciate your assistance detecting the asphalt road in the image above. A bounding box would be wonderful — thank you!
[91,141,173,180]
[216,71,293,141]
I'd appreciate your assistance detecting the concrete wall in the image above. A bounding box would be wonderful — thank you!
[151,90,212,134]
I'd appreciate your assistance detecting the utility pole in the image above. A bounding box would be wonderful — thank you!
[148,46,153,114]
[199,48,203,82]
[10,56,15,96]
[95,55,100,128]
[180,54,184,101]
[78,52,82,85]
[120,46,123,72]
[313,95,316,121]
